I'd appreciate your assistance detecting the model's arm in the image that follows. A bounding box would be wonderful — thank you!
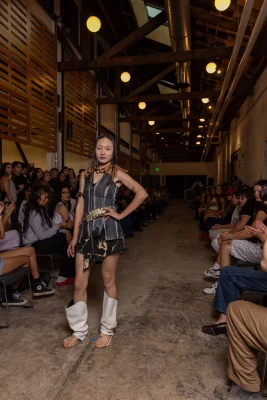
[211,217,239,230]
[106,170,148,221]
[2,177,15,204]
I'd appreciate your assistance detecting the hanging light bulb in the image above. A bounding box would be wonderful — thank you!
[215,0,231,12]
[148,121,155,126]
[199,118,205,122]
[138,102,146,110]
[198,125,204,128]
[196,141,201,145]
[120,72,131,83]
[161,137,164,140]
[155,132,160,135]
[86,16,101,33]
[202,98,209,104]
[197,135,202,138]
[208,105,212,109]
[206,62,217,74]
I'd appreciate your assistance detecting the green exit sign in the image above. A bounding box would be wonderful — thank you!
[155,167,160,172]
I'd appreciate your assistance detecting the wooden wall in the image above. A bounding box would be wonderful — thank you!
[64,71,96,157]
[0,0,57,150]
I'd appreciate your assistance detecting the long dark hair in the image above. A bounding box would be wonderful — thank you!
[91,133,118,167]
[31,168,43,183]
[237,188,254,216]
[48,185,71,219]
[22,186,52,234]
[0,162,12,179]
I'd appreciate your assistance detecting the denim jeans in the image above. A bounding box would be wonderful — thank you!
[213,266,267,314]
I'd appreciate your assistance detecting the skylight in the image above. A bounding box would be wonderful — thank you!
[146,5,162,19]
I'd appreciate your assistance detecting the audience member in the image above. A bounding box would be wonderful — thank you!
[0,162,17,204]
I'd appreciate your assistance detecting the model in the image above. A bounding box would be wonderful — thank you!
[63,133,148,349]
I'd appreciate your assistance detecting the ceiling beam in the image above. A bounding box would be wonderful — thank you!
[59,47,234,71]
[127,64,176,98]
[136,127,207,134]
[119,114,200,122]
[97,90,219,104]
[92,11,167,67]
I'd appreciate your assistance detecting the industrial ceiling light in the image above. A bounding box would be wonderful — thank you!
[208,105,212,109]
[202,98,209,104]
[161,137,164,139]
[197,135,202,138]
[199,118,205,122]
[196,141,201,145]
[86,16,101,32]
[148,121,155,126]
[215,0,231,12]
[138,102,146,110]
[155,132,160,135]
[206,62,217,74]
[198,125,204,128]
[120,72,131,83]
[217,70,222,74]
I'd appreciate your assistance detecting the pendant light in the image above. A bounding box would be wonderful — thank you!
[196,141,201,145]
[201,98,210,104]
[120,72,131,83]
[199,118,205,122]
[138,102,146,110]
[86,16,101,33]
[206,62,217,74]
[215,0,231,12]
[156,132,160,135]
[148,121,155,126]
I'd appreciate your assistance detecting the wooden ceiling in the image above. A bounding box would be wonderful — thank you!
[59,0,266,162]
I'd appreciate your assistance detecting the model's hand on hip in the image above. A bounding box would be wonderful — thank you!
[67,238,77,257]
[103,207,121,221]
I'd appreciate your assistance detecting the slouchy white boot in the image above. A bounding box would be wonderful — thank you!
[65,300,88,341]
[100,292,118,336]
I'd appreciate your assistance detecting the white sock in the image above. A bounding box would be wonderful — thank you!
[56,276,67,283]
[213,262,220,270]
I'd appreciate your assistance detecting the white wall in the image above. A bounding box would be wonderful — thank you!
[2,140,47,170]
[149,162,216,179]
[100,105,116,134]
[216,66,267,186]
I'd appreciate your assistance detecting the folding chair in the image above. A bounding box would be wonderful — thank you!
[240,288,267,397]
[0,267,33,328]
[37,252,63,287]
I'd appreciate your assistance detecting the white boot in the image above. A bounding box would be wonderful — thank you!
[100,292,118,336]
[65,300,88,341]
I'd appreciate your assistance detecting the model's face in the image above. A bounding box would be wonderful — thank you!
[95,138,114,165]
[239,196,248,207]
[13,164,22,175]
[61,187,70,202]
[37,169,43,179]
[5,164,12,175]
[216,186,222,196]
[254,185,262,202]
[232,195,239,205]
[44,172,51,182]
[37,192,49,207]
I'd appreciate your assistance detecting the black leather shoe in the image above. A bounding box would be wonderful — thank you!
[202,322,227,336]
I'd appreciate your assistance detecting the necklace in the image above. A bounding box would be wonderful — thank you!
[93,164,113,174]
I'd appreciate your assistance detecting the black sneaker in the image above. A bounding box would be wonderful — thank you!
[32,279,55,297]
[2,291,28,307]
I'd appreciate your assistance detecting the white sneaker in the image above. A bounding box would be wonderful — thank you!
[204,266,220,278]
[203,281,218,295]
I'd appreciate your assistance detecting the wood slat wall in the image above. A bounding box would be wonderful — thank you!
[0,0,57,150]
[64,70,96,157]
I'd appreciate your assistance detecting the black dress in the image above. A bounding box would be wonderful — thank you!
[76,170,125,268]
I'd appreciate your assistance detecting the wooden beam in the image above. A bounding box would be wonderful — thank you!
[59,47,234,71]
[119,114,200,122]
[127,64,175,98]
[136,127,207,134]
[97,90,219,104]
[93,11,167,67]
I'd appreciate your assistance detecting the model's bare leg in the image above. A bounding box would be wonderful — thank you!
[63,253,91,348]
[95,253,120,349]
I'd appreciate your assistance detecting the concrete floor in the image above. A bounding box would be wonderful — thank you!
[0,201,228,400]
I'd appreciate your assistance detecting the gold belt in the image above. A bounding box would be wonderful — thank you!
[81,206,117,223]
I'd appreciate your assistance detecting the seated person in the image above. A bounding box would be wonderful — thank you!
[0,202,54,305]
[19,186,75,286]
[0,201,20,252]
[48,185,74,243]
[199,186,224,231]
[209,191,240,241]
[214,300,265,400]
[195,187,211,220]
[203,183,265,294]
[202,219,267,337]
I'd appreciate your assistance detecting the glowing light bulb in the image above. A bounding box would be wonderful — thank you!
[148,121,155,126]
[202,98,209,104]
[208,105,212,109]
[206,62,217,74]
[120,72,131,83]
[86,16,101,33]
[197,135,202,138]
[199,118,205,122]
[155,132,160,135]
[196,141,201,145]
[215,0,231,12]
[198,125,204,128]
[138,102,146,110]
